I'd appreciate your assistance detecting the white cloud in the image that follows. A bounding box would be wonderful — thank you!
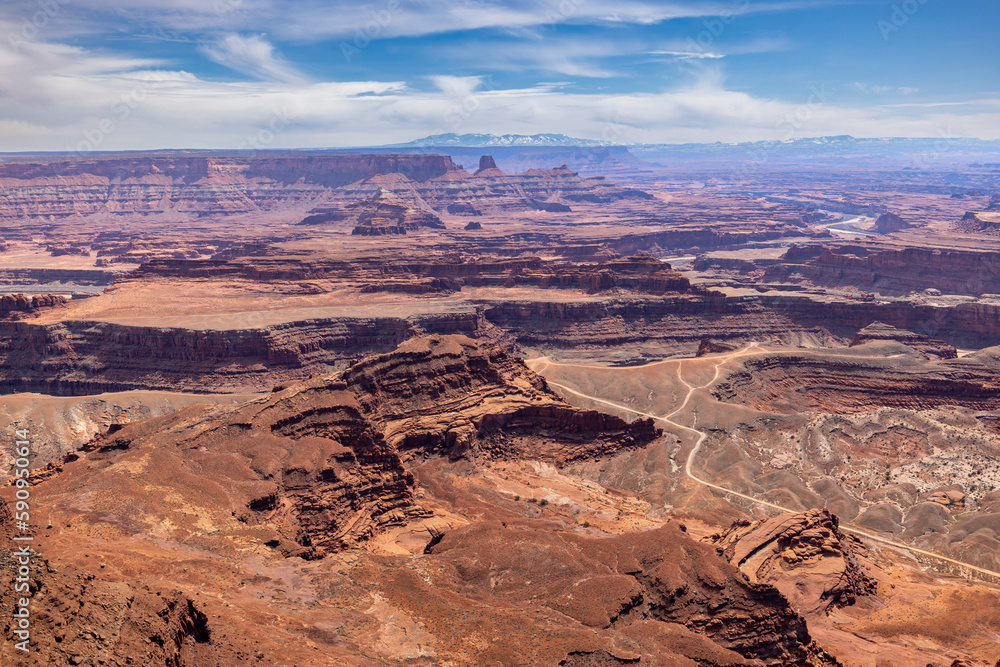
[0,21,997,152]
[0,0,852,42]
[850,82,921,96]
[649,50,725,60]
[200,34,304,83]
[428,75,484,98]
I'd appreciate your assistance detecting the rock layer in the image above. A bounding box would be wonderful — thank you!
[713,509,878,613]
[850,321,957,359]
[35,335,659,559]
[0,154,458,220]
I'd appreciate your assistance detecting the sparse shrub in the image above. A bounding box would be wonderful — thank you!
[539,498,549,507]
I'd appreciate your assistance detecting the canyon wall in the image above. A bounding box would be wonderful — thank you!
[763,244,1000,297]
[0,154,458,220]
[7,287,1000,394]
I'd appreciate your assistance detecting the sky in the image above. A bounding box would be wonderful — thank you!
[0,0,997,151]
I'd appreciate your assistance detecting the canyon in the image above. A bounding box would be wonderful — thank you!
[2,146,1000,666]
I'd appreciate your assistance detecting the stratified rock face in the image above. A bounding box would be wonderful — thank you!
[349,187,444,235]
[342,335,660,463]
[315,162,653,216]
[0,542,216,666]
[430,520,838,666]
[712,346,1000,413]
[763,243,1000,297]
[850,321,958,359]
[449,202,482,216]
[0,154,459,220]
[714,509,878,613]
[957,211,1000,234]
[873,212,911,234]
[696,339,739,357]
[0,293,67,315]
[38,335,659,559]
[476,154,499,174]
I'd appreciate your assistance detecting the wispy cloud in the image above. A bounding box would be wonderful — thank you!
[200,34,305,83]
[0,0,854,42]
[0,0,996,150]
[850,82,919,95]
[649,50,725,60]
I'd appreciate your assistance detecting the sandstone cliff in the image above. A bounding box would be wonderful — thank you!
[34,335,659,559]
[713,509,878,613]
[0,154,457,220]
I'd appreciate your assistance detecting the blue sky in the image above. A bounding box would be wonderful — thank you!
[1,0,997,151]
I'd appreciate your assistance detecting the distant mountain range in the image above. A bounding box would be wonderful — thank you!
[383,133,1000,152]
[384,133,617,148]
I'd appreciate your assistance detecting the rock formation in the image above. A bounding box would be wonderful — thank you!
[957,211,1000,234]
[0,532,231,666]
[475,154,501,175]
[0,154,458,220]
[349,187,445,235]
[713,509,879,613]
[35,335,659,558]
[0,293,67,316]
[850,321,958,359]
[697,339,739,357]
[873,212,911,234]
[763,243,1000,297]
[712,346,1000,413]
[428,520,839,666]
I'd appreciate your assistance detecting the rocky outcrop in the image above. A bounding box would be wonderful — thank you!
[873,212,911,234]
[475,154,500,174]
[450,203,482,216]
[697,339,739,357]
[713,509,878,613]
[131,252,690,294]
[0,507,234,666]
[315,162,653,217]
[341,335,660,463]
[9,279,1000,394]
[35,335,660,559]
[957,211,1000,234]
[923,485,966,510]
[430,520,839,665]
[0,292,67,316]
[0,268,116,286]
[850,321,957,359]
[349,187,445,236]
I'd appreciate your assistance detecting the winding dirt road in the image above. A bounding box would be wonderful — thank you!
[535,348,1000,582]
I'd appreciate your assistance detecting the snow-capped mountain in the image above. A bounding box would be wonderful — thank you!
[386,133,618,148]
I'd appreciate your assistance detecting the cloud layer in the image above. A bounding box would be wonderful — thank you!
[1,0,997,150]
